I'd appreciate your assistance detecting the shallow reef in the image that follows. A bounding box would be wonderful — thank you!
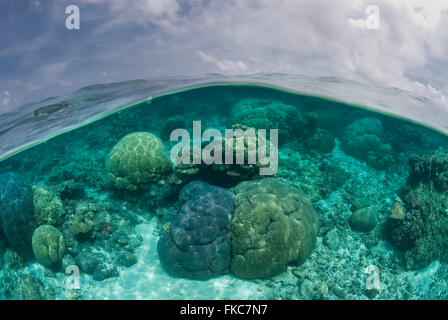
[0,172,36,257]
[0,85,448,300]
[341,117,394,170]
[230,98,315,142]
[387,150,448,270]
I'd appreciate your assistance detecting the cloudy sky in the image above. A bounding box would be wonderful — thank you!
[0,0,447,113]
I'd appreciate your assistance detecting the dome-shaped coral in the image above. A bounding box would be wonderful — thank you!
[157,181,234,279]
[230,99,311,141]
[349,206,378,232]
[33,186,65,226]
[0,172,36,256]
[172,124,274,187]
[106,132,172,192]
[341,117,393,170]
[230,178,318,279]
[32,225,66,268]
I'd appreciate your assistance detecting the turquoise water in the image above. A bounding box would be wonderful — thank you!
[1,84,448,300]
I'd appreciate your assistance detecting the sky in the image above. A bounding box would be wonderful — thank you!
[0,0,447,113]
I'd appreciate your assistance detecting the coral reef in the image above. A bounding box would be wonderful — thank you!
[230,98,312,142]
[139,182,180,217]
[63,198,142,279]
[387,151,448,270]
[160,115,187,141]
[0,172,36,256]
[318,162,350,197]
[230,178,318,279]
[171,125,274,187]
[390,197,405,220]
[2,85,448,300]
[157,181,234,279]
[33,186,65,225]
[408,151,448,190]
[3,248,26,270]
[305,128,336,153]
[106,132,172,192]
[56,180,85,201]
[0,273,55,300]
[32,225,67,268]
[74,249,119,281]
[341,117,394,169]
[72,202,95,235]
[349,206,378,232]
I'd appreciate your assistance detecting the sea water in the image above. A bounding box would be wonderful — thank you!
[0,83,448,300]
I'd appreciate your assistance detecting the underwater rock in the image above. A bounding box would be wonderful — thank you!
[75,250,102,274]
[319,162,350,197]
[157,181,234,279]
[92,263,119,281]
[106,132,172,192]
[230,178,318,279]
[299,278,329,300]
[75,249,119,280]
[61,254,76,272]
[72,202,95,235]
[390,197,405,220]
[349,206,378,232]
[408,151,448,191]
[96,221,115,237]
[33,186,66,225]
[230,98,310,142]
[3,248,26,270]
[116,251,137,267]
[387,151,448,270]
[0,172,37,256]
[350,198,372,212]
[341,117,394,170]
[32,225,67,268]
[0,249,53,299]
[305,128,336,153]
[323,229,340,250]
[0,273,55,300]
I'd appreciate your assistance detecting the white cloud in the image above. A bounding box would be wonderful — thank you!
[2,91,10,106]
[179,0,448,101]
[81,0,181,32]
[101,71,119,82]
[198,51,248,73]
[29,0,43,10]
[2,0,448,111]
[57,79,72,86]
[40,62,68,80]
[25,82,40,91]
[390,0,448,30]
[73,0,448,94]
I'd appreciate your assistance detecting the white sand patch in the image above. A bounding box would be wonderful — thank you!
[66,218,265,300]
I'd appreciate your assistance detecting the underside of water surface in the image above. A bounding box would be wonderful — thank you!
[1,83,448,300]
